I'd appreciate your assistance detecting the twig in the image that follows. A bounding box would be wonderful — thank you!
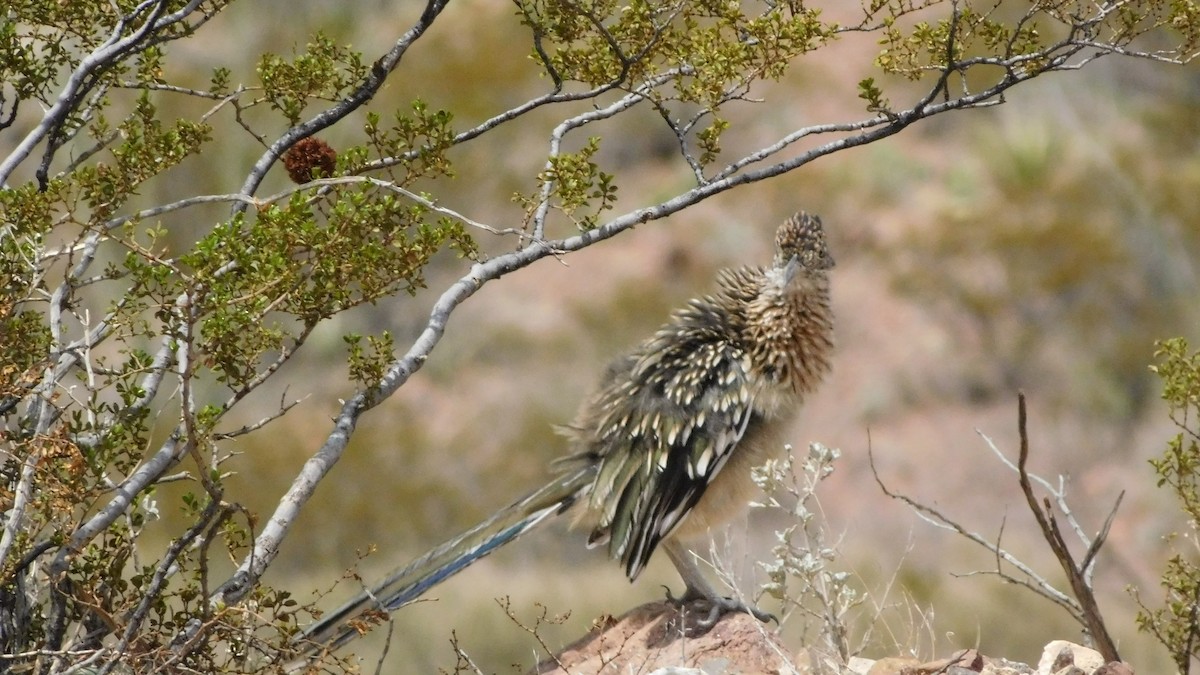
[498,598,570,673]
[1014,393,1120,662]
[869,446,1080,615]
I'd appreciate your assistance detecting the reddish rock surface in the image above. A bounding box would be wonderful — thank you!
[531,601,795,675]
[532,613,1128,675]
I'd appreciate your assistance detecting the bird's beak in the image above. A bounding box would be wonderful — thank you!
[783,255,801,284]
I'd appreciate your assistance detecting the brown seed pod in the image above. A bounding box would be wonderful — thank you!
[283,137,337,184]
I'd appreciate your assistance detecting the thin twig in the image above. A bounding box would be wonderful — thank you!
[1014,393,1119,661]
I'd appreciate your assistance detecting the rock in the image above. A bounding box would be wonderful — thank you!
[846,656,877,674]
[916,648,984,672]
[864,656,920,674]
[1050,646,1075,672]
[1036,641,1104,675]
[528,610,1122,675]
[530,600,799,675]
[859,649,984,674]
[981,656,1037,674]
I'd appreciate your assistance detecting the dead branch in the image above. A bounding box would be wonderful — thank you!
[1015,393,1121,662]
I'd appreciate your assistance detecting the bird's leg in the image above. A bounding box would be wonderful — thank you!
[662,540,775,627]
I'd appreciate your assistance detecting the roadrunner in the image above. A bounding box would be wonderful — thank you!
[298,212,835,653]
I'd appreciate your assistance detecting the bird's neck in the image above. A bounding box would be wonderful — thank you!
[742,272,834,401]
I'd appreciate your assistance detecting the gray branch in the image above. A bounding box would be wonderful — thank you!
[0,0,206,186]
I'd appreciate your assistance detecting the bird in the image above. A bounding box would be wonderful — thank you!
[294,212,835,657]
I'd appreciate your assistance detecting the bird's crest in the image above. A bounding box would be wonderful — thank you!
[773,212,834,272]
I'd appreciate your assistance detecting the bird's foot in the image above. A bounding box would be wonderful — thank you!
[662,585,776,628]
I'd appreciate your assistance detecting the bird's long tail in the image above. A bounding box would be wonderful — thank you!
[294,464,597,655]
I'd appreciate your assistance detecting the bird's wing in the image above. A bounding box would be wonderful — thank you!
[587,309,758,580]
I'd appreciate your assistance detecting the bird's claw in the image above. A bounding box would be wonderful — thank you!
[662,586,777,627]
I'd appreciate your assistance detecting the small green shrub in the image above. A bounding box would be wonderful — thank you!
[1138,338,1200,673]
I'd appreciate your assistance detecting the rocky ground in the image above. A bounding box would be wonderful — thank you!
[531,601,1134,675]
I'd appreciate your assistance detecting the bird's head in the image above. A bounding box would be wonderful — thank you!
[773,212,834,283]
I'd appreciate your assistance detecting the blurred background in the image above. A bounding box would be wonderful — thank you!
[16,0,1200,671]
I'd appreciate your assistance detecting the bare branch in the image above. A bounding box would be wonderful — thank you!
[1014,393,1120,661]
[869,445,1081,618]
